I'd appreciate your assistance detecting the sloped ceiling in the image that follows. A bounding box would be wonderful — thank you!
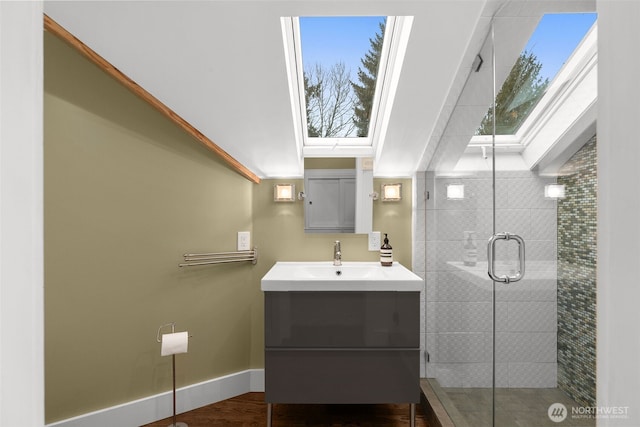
[44,0,490,178]
[43,1,596,179]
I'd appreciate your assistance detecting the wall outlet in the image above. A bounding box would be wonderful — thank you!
[237,231,251,251]
[368,231,381,251]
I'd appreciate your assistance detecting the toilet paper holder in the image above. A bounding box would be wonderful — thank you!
[157,322,177,343]
[157,323,193,343]
[156,322,191,427]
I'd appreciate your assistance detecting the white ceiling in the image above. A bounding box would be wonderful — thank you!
[44,0,595,180]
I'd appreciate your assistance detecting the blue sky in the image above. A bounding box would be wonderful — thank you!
[300,13,597,84]
[299,16,385,80]
[521,13,597,81]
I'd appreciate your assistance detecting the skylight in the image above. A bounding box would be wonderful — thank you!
[476,13,597,137]
[281,15,413,159]
[300,16,385,139]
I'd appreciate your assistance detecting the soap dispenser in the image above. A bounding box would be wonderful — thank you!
[380,233,393,266]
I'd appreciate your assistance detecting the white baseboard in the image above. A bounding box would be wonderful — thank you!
[46,369,265,427]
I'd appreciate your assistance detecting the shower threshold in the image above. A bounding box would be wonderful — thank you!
[421,378,595,427]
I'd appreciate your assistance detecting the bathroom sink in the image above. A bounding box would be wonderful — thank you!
[261,261,423,291]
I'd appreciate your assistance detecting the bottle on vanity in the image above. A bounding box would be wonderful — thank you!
[380,233,393,266]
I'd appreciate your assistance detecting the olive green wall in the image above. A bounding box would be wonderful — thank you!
[44,32,414,423]
[304,157,356,169]
[250,178,413,367]
[44,34,257,422]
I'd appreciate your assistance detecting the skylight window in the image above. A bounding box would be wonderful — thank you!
[300,17,385,139]
[281,15,413,159]
[476,13,597,136]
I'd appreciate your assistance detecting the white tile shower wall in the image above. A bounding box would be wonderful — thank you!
[415,171,558,388]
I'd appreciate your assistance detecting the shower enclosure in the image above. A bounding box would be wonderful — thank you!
[417,4,597,427]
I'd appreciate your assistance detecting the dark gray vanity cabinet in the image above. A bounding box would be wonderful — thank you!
[264,291,420,405]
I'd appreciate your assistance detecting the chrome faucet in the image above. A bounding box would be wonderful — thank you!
[333,240,342,266]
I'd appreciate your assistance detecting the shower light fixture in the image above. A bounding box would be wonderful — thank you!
[544,184,566,199]
[446,184,465,200]
[274,183,295,202]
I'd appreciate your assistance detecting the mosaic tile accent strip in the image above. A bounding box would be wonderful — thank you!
[557,135,597,407]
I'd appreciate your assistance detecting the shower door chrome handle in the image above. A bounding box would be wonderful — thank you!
[487,232,525,283]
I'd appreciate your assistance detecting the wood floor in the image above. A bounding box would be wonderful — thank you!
[141,392,430,427]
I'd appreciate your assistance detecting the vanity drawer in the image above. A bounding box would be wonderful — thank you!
[264,291,419,348]
[265,349,420,404]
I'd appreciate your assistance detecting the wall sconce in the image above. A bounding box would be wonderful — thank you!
[381,183,402,202]
[544,184,566,199]
[446,184,465,200]
[273,184,295,202]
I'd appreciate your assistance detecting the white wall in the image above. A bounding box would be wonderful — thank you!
[0,1,45,426]
[597,1,640,426]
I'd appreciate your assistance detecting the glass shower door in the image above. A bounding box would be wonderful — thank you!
[490,138,598,427]
[491,9,598,427]
[489,167,561,426]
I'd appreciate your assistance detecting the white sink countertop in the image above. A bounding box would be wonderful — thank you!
[261,261,423,292]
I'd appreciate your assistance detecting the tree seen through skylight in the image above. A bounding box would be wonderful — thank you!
[300,17,386,138]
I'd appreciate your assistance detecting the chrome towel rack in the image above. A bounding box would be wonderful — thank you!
[179,248,258,267]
